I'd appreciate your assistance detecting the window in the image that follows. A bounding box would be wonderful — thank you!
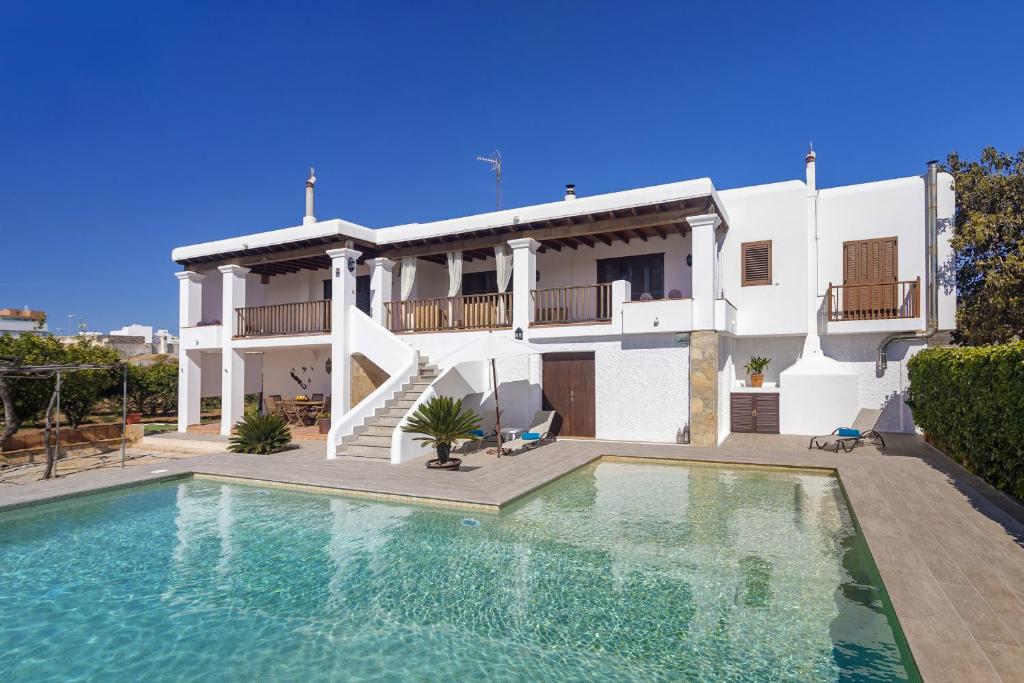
[461,270,498,296]
[741,241,772,286]
[596,253,665,300]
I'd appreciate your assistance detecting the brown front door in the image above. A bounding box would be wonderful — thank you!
[542,352,596,437]
[843,237,898,319]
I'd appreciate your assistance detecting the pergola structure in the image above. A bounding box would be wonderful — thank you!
[0,358,128,479]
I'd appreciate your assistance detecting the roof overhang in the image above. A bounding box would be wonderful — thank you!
[172,178,729,270]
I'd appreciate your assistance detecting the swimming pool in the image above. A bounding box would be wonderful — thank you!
[0,461,916,681]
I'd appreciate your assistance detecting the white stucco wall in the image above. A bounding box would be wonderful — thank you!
[716,182,808,337]
[400,329,689,443]
[819,334,924,433]
[257,347,333,399]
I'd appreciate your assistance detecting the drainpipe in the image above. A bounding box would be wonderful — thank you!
[877,160,939,370]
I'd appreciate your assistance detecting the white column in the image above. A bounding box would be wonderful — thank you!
[175,271,205,328]
[803,149,822,355]
[611,279,632,333]
[177,349,202,432]
[688,214,722,330]
[175,271,206,433]
[509,238,539,335]
[218,265,249,435]
[327,247,362,419]
[369,257,395,327]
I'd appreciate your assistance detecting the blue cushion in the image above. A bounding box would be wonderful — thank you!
[522,432,542,441]
[469,429,485,438]
[837,428,861,437]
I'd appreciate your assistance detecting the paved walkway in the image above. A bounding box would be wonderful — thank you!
[1,433,1023,682]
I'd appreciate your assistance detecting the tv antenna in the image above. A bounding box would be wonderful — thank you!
[476,150,502,210]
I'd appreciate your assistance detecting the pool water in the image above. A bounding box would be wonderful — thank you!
[0,462,917,681]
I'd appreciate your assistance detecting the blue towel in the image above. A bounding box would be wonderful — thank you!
[522,432,542,441]
[469,429,485,438]
[837,428,861,437]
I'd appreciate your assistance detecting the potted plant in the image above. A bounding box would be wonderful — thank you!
[401,395,481,470]
[317,412,331,434]
[745,356,770,387]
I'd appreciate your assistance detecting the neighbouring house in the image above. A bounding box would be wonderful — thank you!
[0,307,47,337]
[109,324,180,355]
[60,325,180,358]
[170,151,956,461]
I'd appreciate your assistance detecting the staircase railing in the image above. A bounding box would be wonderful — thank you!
[327,308,419,458]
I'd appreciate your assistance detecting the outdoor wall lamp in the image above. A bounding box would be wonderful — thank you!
[514,327,523,340]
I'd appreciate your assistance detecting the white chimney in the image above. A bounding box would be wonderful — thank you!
[805,145,816,194]
[564,183,576,201]
[304,167,317,225]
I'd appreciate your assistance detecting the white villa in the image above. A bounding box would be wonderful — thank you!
[171,151,956,462]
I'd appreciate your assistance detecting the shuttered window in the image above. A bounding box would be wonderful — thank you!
[596,253,665,299]
[741,240,772,286]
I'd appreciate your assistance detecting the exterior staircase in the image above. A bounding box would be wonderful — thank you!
[335,357,439,460]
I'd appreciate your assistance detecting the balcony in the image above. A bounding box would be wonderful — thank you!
[384,292,513,334]
[826,279,920,322]
[235,300,331,338]
[532,284,613,326]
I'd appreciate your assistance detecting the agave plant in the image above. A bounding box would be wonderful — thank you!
[228,412,292,455]
[401,395,481,463]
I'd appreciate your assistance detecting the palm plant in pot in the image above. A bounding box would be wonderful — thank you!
[745,356,771,388]
[401,395,481,470]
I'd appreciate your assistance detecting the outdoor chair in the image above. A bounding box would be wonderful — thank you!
[501,410,557,454]
[809,409,886,453]
[311,393,324,401]
[280,398,304,426]
[264,395,283,418]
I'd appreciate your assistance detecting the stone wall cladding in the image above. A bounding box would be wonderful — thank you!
[688,330,719,447]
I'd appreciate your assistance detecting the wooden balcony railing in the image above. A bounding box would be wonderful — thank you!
[384,292,513,333]
[826,278,920,322]
[532,284,613,325]
[235,300,331,337]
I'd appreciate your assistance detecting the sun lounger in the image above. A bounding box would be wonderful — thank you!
[501,411,557,454]
[809,409,886,453]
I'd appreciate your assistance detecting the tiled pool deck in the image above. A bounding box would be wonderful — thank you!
[2,433,1023,682]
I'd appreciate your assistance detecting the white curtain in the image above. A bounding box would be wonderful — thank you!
[446,250,463,297]
[400,256,417,301]
[494,244,512,293]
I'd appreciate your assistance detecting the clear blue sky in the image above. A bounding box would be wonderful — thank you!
[1,1,1020,335]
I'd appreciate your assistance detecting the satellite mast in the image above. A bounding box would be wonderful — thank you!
[476,150,502,210]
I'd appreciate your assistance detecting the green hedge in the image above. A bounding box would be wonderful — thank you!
[907,342,1024,499]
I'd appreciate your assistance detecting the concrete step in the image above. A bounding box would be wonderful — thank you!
[138,435,229,454]
[341,444,391,458]
[386,398,417,409]
[375,406,408,418]
[357,424,395,437]
[367,415,402,427]
[350,434,392,447]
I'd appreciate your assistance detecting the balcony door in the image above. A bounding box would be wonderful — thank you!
[597,253,665,300]
[842,237,897,318]
[323,276,371,316]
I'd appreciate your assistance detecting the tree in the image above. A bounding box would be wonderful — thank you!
[945,147,1024,345]
[0,334,66,448]
[126,360,178,415]
[58,340,120,427]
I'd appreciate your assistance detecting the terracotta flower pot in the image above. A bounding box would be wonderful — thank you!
[126,412,143,425]
[750,374,764,388]
[318,419,330,435]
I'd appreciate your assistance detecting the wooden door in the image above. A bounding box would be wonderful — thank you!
[542,352,596,437]
[843,237,898,318]
[730,393,779,434]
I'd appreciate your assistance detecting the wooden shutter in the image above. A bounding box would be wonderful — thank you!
[753,394,779,434]
[741,241,772,286]
[730,394,755,433]
[843,237,898,318]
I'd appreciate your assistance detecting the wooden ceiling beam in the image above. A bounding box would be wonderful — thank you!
[377,206,700,259]
[612,231,631,244]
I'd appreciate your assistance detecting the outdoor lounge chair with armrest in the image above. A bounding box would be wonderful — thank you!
[809,409,886,453]
[501,410,557,454]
